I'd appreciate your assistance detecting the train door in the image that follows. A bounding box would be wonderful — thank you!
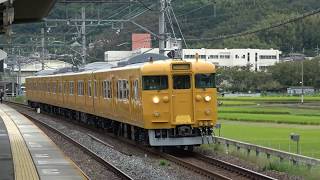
[129,76,133,121]
[171,74,194,124]
[112,76,116,113]
[62,80,66,107]
[58,78,63,106]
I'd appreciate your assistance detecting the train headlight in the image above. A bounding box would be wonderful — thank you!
[204,96,211,102]
[153,96,160,104]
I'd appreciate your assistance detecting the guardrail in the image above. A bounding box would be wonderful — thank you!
[215,136,320,167]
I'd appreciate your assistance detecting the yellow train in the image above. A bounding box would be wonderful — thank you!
[26,57,217,148]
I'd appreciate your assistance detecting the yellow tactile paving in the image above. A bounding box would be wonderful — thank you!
[0,104,39,180]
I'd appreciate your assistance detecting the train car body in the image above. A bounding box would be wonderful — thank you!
[26,59,217,147]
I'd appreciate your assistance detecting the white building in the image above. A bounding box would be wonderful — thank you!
[183,48,281,71]
[105,48,281,71]
[13,60,72,83]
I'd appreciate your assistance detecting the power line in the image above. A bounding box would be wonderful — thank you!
[136,0,154,11]
[176,1,216,18]
[186,7,320,41]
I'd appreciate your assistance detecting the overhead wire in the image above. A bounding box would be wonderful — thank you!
[169,4,188,48]
[165,5,177,40]
[136,0,154,11]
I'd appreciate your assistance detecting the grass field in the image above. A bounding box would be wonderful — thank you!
[218,97,320,124]
[219,96,320,103]
[216,95,320,160]
[218,112,320,125]
[218,120,320,158]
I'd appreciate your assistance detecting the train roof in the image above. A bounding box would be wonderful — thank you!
[26,58,216,79]
[117,53,169,67]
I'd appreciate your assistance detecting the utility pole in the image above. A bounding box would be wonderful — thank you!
[81,7,87,65]
[213,1,217,18]
[301,59,304,104]
[159,0,166,55]
[17,49,21,96]
[41,28,45,70]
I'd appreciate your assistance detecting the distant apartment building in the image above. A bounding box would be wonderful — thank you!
[104,48,281,71]
[183,48,281,71]
[13,60,72,83]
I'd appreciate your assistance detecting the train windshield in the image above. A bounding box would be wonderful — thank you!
[173,75,191,89]
[195,73,216,89]
[142,76,168,90]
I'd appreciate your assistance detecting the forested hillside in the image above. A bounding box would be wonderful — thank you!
[6,0,320,61]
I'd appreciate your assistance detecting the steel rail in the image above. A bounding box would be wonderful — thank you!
[193,153,277,180]
[159,152,231,180]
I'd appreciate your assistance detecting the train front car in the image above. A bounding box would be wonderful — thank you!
[141,60,217,148]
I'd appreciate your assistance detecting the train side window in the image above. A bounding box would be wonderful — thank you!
[69,81,74,95]
[88,80,92,97]
[173,75,191,89]
[133,79,139,100]
[53,82,57,94]
[117,80,123,99]
[117,80,129,100]
[195,73,216,89]
[102,80,107,98]
[78,80,84,96]
[103,80,112,99]
[124,80,129,99]
[63,81,67,95]
[107,81,112,98]
[93,80,97,97]
[59,82,62,94]
[142,76,168,90]
[47,82,50,93]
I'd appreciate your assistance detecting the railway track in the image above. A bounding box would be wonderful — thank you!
[5,101,133,180]
[140,147,276,180]
[192,153,276,180]
[7,101,277,180]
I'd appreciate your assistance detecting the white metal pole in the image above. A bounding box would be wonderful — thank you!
[18,49,21,96]
[159,0,166,55]
[82,7,86,65]
[41,28,45,70]
[301,60,304,104]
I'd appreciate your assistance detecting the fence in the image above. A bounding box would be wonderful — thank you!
[215,136,320,167]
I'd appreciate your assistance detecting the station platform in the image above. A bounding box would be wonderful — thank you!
[0,104,87,180]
